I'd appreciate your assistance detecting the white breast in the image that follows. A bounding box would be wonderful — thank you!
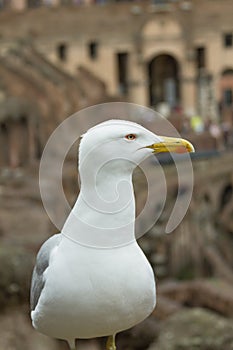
[31,238,156,341]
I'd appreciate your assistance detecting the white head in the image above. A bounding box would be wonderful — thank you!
[79,119,194,179]
[63,119,194,247]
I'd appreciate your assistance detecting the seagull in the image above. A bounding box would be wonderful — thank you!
[30,120,194,350]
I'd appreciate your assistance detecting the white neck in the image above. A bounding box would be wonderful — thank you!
[62,159,136,248]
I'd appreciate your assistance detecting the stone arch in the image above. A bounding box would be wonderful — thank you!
[219,69,233,104]
[219,68,233,123]
[220,68,233,104]
[148,54,180,107]
[0,97,41,168]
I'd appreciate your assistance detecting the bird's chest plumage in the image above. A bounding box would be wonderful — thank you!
[32,240,156,340]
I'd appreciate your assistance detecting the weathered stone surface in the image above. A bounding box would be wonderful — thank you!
[116,317,160,350]
[158,279,233,317]
[0,306,61,350]
[0,306,102,350]
[0,245,34,308]
[153,295,183,320]
[149,308,233,350]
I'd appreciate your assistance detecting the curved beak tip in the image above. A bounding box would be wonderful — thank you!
[147,136,195,154]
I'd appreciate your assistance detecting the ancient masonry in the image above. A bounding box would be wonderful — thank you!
[1,0,233,120]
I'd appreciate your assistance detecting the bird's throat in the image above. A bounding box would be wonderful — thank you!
[62,162,136,248]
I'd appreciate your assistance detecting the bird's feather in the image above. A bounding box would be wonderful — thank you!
[30,234,61,310]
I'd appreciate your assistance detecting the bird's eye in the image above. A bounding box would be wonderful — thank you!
[125,134,136,141]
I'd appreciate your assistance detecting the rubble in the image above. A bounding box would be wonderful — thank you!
[149,308,233,350]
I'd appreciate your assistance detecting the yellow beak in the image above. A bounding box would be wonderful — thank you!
[146,136,195,154]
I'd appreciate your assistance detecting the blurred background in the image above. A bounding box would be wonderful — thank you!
[0,0,233,349]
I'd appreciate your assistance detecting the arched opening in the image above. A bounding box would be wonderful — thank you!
[57,43,68,62]
[219,69,233,126]
[0,97,42,169]
[220,69,233,108]
[7,116,30,168]
[220,184,233,210]
[0,115,36,168]
[0,122,9,167]
[148,54,180,108]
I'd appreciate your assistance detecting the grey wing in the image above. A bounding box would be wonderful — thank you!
[30,233,62,311]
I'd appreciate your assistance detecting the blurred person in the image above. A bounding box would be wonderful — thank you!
[209,120,223,150]
[190,114,204,133]
[182,116,192,135]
